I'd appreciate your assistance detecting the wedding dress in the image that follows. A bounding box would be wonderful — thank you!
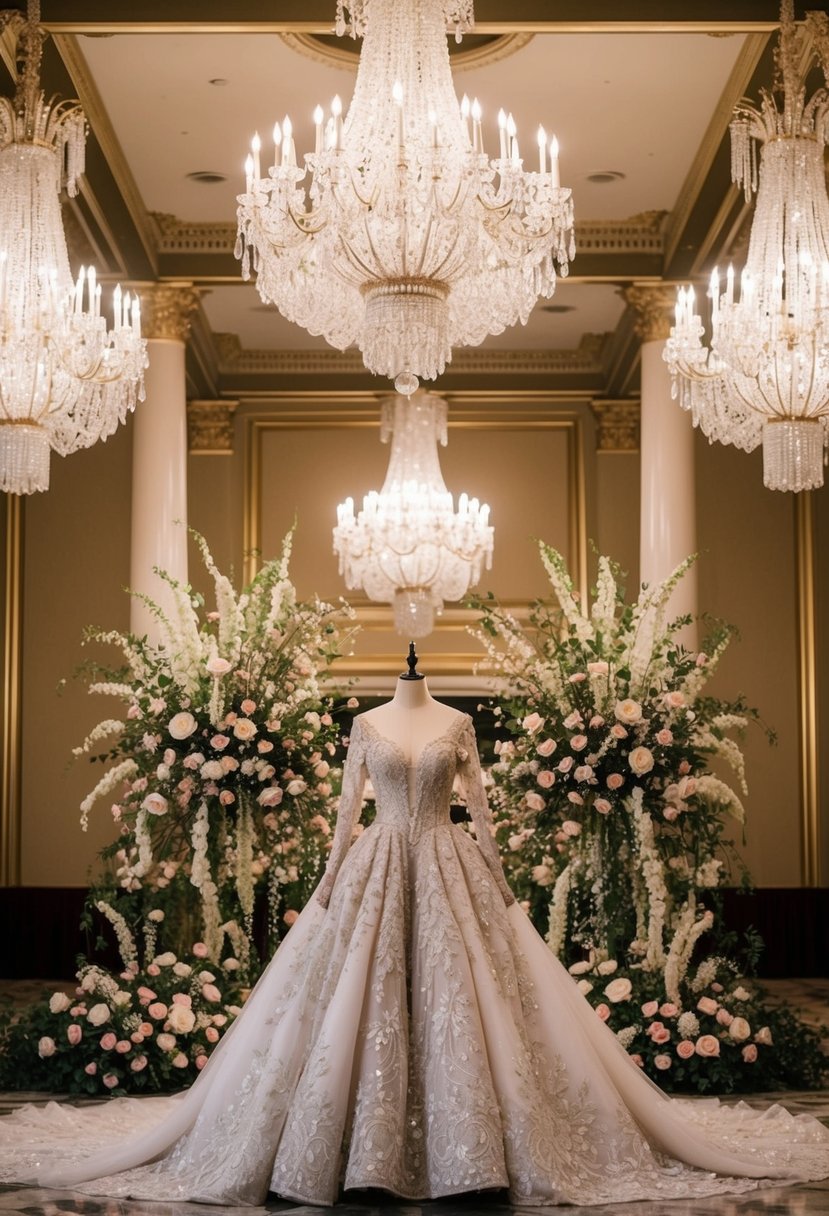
[1,711,827,1207]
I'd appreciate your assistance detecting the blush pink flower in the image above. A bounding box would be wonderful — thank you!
[563,711,583,730]
[146,964,161,977]
[536,738,557,758]
[697,996,719,1016]
[631,1054,644,1068]
[140,1022,154,1037]
[283,909,299,926]
[659,1003,679,1019]
[606,773,624,790]
[654,1054,672,1071]
[755,1026,773,1046]
[568,672,587,683]
[676,1040,695,1059]
[610,723,628,740]
[103,1073,119,1089]
[593,798,612,815]
[241,698,257,715]
[219,790,236,806]
[522,712,545,735]
[641,1001,659,1017]
[648,1023,671,1045]
[192,942,209,959]
[210,734,230,751]
[536,770,555,789]
[663,807,680,822]
[664,690,686,709]
[148,1002,168,1020]
[37,1036,56,1058]
[195,1054,208,1071]
[629,746,654,776]
[84,1062,97,1076]
[130,1055,148,1072]
[66,1024,82,1046]
[100,1032,117,1050]
[115,1040,131,1054]
[570,734,588,752]
[567,792,584,806]
[557,756,574,774]
[716,1008,734,1027]
[742,1044,758,1063]
[202,984,222,1003]
[695,1035,721,1057]
[172,1053,189,1069]
[594,1004,611,1022]
[172,993,192,1007]
[656,729,673,746]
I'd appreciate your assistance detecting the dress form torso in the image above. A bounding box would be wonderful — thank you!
[362,675,462,767]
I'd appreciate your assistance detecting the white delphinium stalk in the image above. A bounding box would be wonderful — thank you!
[72,720,124,757]
[80,759,138,830]
[663,896,697,1007]
[690,954,720,994]
[546,863,572,956]
[134,809,153,875]
[631,789,667,971]
[87,682,135,700]
[679,630,731,703]
[154,574,207,699]
[96,899,138,970]
[193,533,245,669]
[190,801,222,959]
[590,556,617,636]
[539,544,594,643]
[221,918,250,976]
[234,797,256,922]
[622,555,695,697]
[695,774,745,822]
[692,719,749,794]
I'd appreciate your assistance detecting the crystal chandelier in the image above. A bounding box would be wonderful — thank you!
[0,0,146,495]
[333,390,494,637]
[664,0,829,493]
[237,0,574,392]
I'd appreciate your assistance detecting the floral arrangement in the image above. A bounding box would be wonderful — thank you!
[471,544,826,1093]
[0,904,242,1096]
[74,529,356,975]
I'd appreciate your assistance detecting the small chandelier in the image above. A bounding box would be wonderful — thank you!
[333,389,493,638]
[0,0,146,495]
[237,0,574,393]
[664,0,829,493]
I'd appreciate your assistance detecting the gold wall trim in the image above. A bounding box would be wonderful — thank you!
[1,497,23,887]
[795,493,821,887]
[243,392,589,679]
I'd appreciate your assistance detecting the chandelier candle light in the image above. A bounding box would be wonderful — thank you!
[333,391,493,637]
[236,0,574,393]
[664,0,829,493]
[0,0,146,495]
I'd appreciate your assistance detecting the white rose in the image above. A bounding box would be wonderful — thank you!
[233,718,258,741]
[200,760,224,781]
[597,960,618,976]
[604,977,633,1003]
[522,712,545,735]
[577,980,593,995]
[286,779,307,797]
[530,863,552,886]
[49,992,71,1014]
[167,1004,196,1034]
[206,656,232,677]
[154,952,177,967]
[222,958,240,972]
[155,763,171,782]
[728,1016,751,1042]
[614,699,642,725]
[157,1033,177,1051]
[314,760,330,779]
[168,711,197,740]
[112,991,131,1007]
[173,962,192,978]
[568,961,592,976]
[628,746,655,776]
[142,792,169,817]
[198,971,216,984]
[732,986,751,1002]
[86,1003,111,1026]
[304,711,321,731]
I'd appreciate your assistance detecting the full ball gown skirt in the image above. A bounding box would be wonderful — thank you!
[1,712,828,1206]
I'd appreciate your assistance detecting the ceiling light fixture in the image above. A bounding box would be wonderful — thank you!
[665,0,829,492]
[0,0,146,495]
[236,0,574,394]
[333,389,493,638]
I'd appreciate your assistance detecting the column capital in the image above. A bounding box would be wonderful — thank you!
[138,282,201,343]
[623,282,678,343]
[187,399,238,455]
[591,399,640,452]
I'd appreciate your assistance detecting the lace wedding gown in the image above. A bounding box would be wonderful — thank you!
[1,712,827,1207]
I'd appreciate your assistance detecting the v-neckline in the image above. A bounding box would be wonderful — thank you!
[359,711,468,770]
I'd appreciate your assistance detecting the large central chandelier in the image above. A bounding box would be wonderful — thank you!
[333,391,493,637]
[0,0,146,495]
[237,0,574,391]
[664,0,829,492]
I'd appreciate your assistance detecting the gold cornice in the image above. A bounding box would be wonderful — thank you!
[623,283,678,343]
[138,283,201,343]
[795,493,821,887]
[664,31,770,268]
[51,33,159,276]
[1,496,23,887]
[187,399,238,454]
[591,398,640,452]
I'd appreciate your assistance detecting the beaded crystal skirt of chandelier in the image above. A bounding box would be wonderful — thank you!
[236,0,575,392]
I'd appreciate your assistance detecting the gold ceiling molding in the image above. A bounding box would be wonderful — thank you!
[279,30,534,72]
[591,398,640,452]
[149,211,666,263]
[187,399,238,454]
[214,332,607,378]
[138,282,201,343]
[623,282,679,343]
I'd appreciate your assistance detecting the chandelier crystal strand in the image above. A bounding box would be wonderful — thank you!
[237,0,574,388]
[0,0,146,495]
[333,391,494,638]
[664,0,829,492]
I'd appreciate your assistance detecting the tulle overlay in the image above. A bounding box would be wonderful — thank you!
[1,714,827,1206]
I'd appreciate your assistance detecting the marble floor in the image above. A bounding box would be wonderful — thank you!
[1,979,827,1215]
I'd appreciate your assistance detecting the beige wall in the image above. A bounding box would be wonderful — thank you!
[4,392,826,889]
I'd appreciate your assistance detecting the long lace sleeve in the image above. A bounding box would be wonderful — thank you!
[316,715,367,909]
[456,717,515,907]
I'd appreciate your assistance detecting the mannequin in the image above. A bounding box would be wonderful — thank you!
[363,642,460,765]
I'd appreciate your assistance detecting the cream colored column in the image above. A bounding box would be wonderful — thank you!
[130,284,200,641]
[625,284,697,634]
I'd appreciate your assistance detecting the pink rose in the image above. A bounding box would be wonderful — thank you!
[656,729,673,746]
[202,984,222,1003]
[695,1035,721,1057]
[659,1003,679,1018]
[676,1040,695,1059]
[563,711,583,730]
[195,1054,208,1070]
[206,656,231,677]
[130,1032,145,1044]
[631,1054,644,1068]
[137,986,157,1004]
[595,1004,611,1022]
[574,765,593,782]
[258,786,284,807]
[562,820,581,837]
[697,996,718,1016]
[654,1054,672,1071]
[140,1022,154,1037]
[641,1001,659,1017]
[102,1073,119,1089]
[570,734,588,752]
[37,1036,56,1058]
[233,718,257,741]
[172,1053,189,1069]
[567,792,584,806]
[525,791,546,812]
[589,715,605,728]
[610,723,628,739]
[115,1040,131,1054]
[664,690,685,709]
[679,759,691,774]
[84,1062,97,1076]
[67,1024,82,1046]
[210,734,230,751]
[629,746,654,776]
[536,738,556,757]
[557,756,574,774]
[568,672,587,683]
[614,699,642,725]
[146,964,161,977]
[522,712,545,735]
[219,790,236,806]
[742,1044,758,1063]
[754,1026,773,1046]
[728,1017,751,1042]
[663,807,679,822]
[716,1008,734,1027]
[205,1026,220,1044]
[259,740,275,754]
[606,773,624,790]
[100,1032,117,1050]
[536,770,555,789]
[593,798,612,815]
[283,909,299,926]
[649,1023,670,1045]
[241,698,257,714]
[696,652,708,666]
[130,1055,148,1072]
[148,1002,168,1020]
[172,993,192,1007]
